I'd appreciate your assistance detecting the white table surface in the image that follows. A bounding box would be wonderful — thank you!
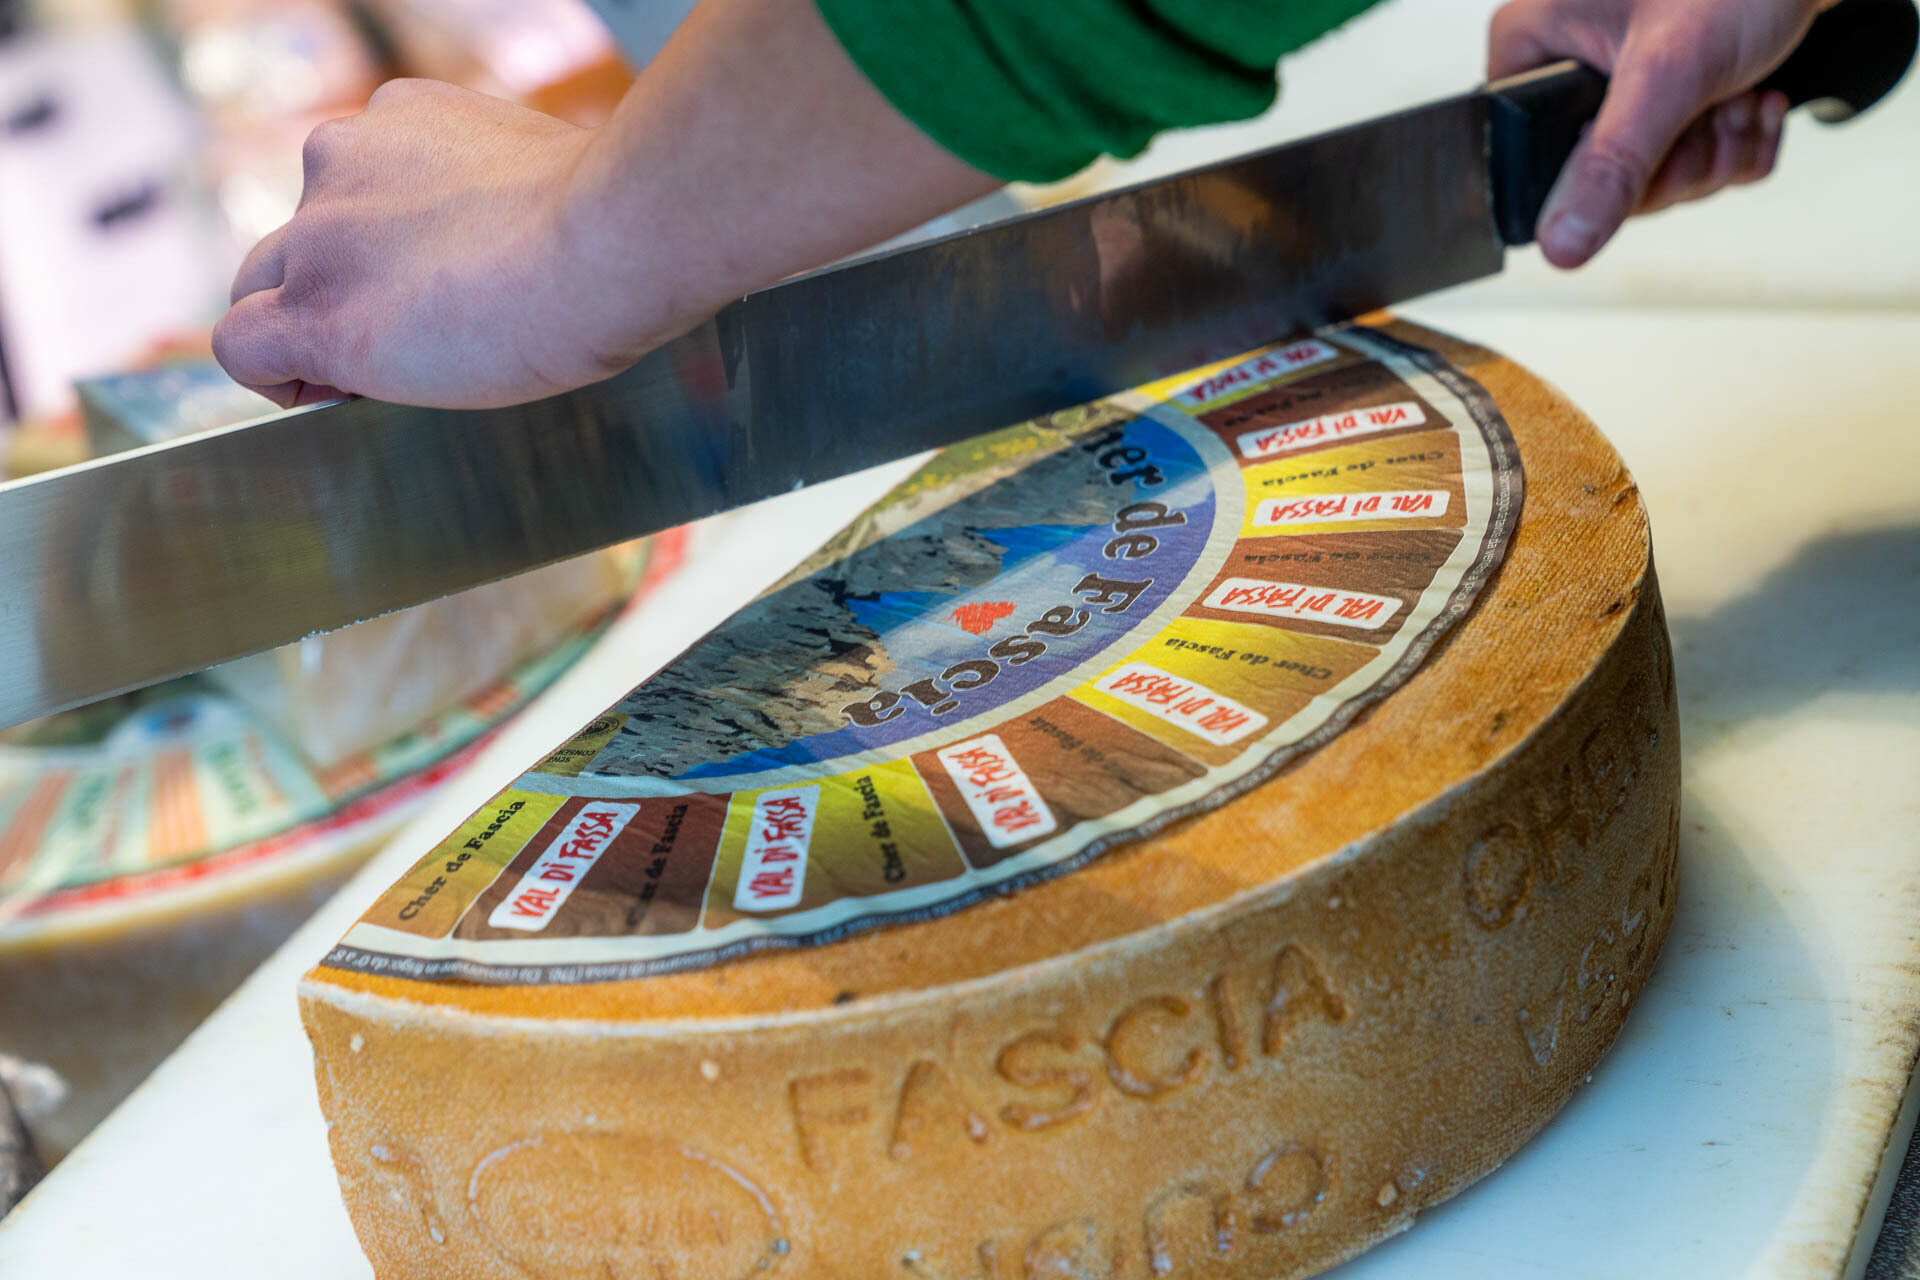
[1,306,1917,1278]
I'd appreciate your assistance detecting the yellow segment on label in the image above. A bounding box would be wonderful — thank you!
[536,715,626,777]
[1239,430,1465,537]
[1074,616,1378,766]
[365,790,567,938]
[1132,338,1358,412]
[702,758,967,929]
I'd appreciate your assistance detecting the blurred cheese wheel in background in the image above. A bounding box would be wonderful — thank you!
[0,531,684,1162]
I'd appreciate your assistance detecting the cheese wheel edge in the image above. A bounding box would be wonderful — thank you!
[297,319,1681,1279]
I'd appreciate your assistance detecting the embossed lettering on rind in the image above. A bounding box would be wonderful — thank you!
[1209,973,1250,1072]
[789,944,1357,1171]
[366,1141,447,1247]
[1463,821,1534,928]
[466,1132,783,1279]
[1579,720,1635,828]
[1517,981,1567,1069]
[790,940,1358,1172]
[1144,1182,1237,1275]
[890,1059,992,1161]
[1465,676,1664,932]
[1261,946,1346,1057]
[997,1031,1099,1132]
[1516,802,1678,1067]
[1024,1217,1111,1280]
[789,1067,873,1171]
[1521,759,1586,885]
[1134,1137,1343,1272]
[1105,996,1206,1099]
[1242,1142,1336,1233]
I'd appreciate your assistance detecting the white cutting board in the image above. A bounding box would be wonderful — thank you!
[1,307,1917,1278]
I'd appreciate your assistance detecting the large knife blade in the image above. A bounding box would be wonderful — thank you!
[0,0,1911,730]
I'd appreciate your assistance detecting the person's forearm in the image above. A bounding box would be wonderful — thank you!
[565,0,1002,354]
[217,0,1823,410]
[214,0,1000,409]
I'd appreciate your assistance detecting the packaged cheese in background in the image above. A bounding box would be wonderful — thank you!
[163,0,385,124]
[151,0,632,271]
[75,355,646,772]
[0,413,87,480]
[207,550,639,770]
[353,0,631,124]
[0,529,682,1163]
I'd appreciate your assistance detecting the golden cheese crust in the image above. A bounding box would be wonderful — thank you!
[300,320,1679,1279]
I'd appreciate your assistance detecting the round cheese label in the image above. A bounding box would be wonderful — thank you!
[328,326,1522,984]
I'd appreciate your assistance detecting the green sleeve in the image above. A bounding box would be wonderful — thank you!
[816,0,1384,183]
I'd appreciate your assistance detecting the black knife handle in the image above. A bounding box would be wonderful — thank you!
[1486,63,1606,248]
[1488,0,1919,246]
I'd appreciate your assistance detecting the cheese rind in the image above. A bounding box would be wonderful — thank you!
[301,320,1678,1278]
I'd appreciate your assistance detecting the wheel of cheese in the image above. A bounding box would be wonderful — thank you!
[301,318,1679,1280]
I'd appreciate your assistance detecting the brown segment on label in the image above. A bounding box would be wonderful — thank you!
[1190,530,1464,643]
[453,794,728,942]
[1198,360,1446,462]
[913,698,1205,871]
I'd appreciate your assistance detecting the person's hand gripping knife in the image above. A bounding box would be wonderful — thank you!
[1493,0,1830,267]
[215,0,1825,412]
